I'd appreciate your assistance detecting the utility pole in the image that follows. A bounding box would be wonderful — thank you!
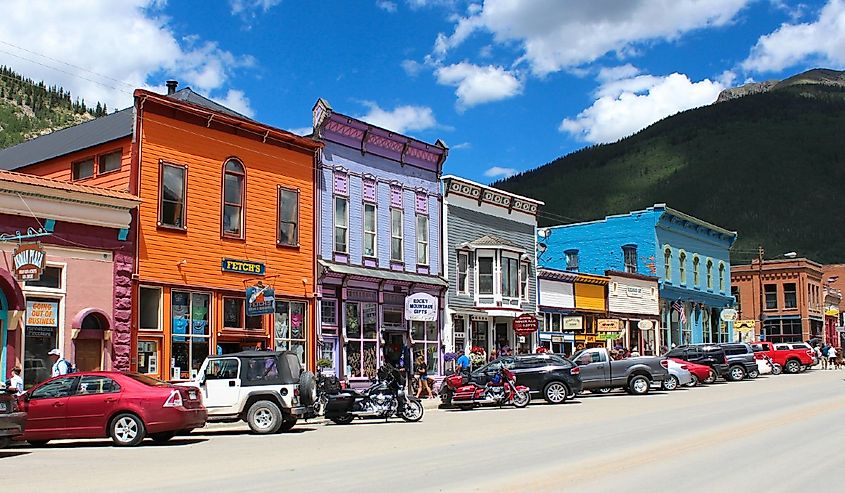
[757,245,766,341]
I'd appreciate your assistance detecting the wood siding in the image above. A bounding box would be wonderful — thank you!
[574,283,606,312]
[16,137,132,191]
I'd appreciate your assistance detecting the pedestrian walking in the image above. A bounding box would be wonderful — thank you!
[9,366,24,395]
[415,353,433,399]
[827,346,838,370]
[821,345,829,370]
[48,348,73,377]
[814,345,823,367]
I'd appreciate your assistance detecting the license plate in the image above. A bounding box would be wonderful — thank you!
[188,392,197,400]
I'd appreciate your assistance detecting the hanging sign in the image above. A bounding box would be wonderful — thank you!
[246,283,275,316]
[720,309,738,322]
[597,319,621,332]
[13,242,46,281]
[513,314,539,335]
[405,293,438,321]
[563,316,583,331]
[221,258,266,275]
[734,320,756,330]
[638,320,654,331]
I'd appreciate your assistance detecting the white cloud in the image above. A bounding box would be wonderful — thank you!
[401,59,424,77]
[484,166,517,179]
[215,89,255,119]
[229,0,282,15]
[743,0,845,73]
[0,0,256,114]
[287,126,313,136]
[451,141,472,150]
[434,62,522,109]
[560,72,724,144]
[376,0,398,12]
[434,0,749,76]
[357,102,438,134]
[597,64,641,83]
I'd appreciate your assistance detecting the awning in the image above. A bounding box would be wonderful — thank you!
[318,260,447,287]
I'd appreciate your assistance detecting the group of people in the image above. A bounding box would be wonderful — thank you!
[2,348,73,395]
[815,343,842,370]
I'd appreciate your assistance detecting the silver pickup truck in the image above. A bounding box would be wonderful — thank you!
[571,348,669,395]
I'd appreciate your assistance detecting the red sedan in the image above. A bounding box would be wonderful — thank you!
[18,372,206,447]
[668,358,715,386]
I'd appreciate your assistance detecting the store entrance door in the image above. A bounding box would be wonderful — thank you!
[495,323,510,354]
[383,332,405,367]
[74,339,102,371]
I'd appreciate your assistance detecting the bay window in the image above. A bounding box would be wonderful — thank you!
[502,256,519,299]
[478,256,494,295]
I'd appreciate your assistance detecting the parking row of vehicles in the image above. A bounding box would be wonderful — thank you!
[0,340,820,448]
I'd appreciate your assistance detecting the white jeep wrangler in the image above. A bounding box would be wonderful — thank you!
[181,350,317,434]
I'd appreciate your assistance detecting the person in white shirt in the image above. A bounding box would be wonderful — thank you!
[828,346,838,369]
[48,348,71,377]
[9,366,24,395]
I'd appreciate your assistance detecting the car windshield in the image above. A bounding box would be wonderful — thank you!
[124,373,170,387]
[571,350,585,361]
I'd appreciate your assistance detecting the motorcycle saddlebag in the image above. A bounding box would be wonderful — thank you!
[324,393,356,417]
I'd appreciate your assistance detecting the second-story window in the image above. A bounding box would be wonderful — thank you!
[478,255,494,295]
[664,247,672,282]
[391,208,403,262]
[278,188,299,246]
[765,284,778,309]
[99,151,122,174]
[457,252,469,294]
[416,215,429,265]
[222,160,245,238]
[784,283,797,308]
[706,259,713,289]
[693,255,700,286]
[334,196,348,253]
[159,162,186,229]
[719,262,726,291]
[565,249,579,272]
[520,261,530,301]
[72,158,95,180]
[363,203,377,257]
[732,286,741,315]
[622,245,637,273]
[502,256,519,299]
[679,251,687,285]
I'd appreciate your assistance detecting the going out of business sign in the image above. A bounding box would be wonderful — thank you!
[405,293,438,321]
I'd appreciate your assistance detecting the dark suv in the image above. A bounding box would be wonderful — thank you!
[665,345,729,383]
[0,388,26,448]
[467,354,583,404]
[718,343,758,381]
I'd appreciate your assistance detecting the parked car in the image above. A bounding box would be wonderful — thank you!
[0,388,26,448]
[571,348,668,395]
[18,372,206,447]
[180,351,317,434]
[668,358,714,387]
[665,345,729,383]
[751,341,815,373]
[718,343,759,380]
[661,359,693,390]
[459,353,582,404]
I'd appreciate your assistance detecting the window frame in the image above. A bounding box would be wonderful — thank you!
[222,296,263,331]
[416,214,429,266]
[692,255,700,287]
[764,284,778,310]
[501,254,520,300]
[24,264,65,291]
[221,159,246,239]
[334,195,349,254]
[622,244,637,273]
[783,283,797,309]
[678,251,687,285]
[71,157,95,181]
[457,251,470,295]
[664,246,672,282]
[706,259,713,289]
[277,186,300,247]
[363,202,377,258]
[170,290,212,380]
[520,261,530,301]
[565,249,579,272]
[321,299,338,326]
[158,160,188,231]
[274,299,308,365]
[138,286,162,331]
[344,301,379,378]
[97,149,122,175]
[390,208,404,262]
[718,262,726,292]
[477,253,495,296]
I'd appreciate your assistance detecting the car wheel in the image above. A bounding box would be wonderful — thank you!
[401,400,425,422]
[110,413,146,447]
[330,414,355,425]
[543,381,569,404]
[785,360,801,374]
[278,418,297,433]
[628,375,650,395]
[0,437,10,449]
[27,440,49,447]
[687,374,699,387]
[703,369,717,384]
[748,369,759,379]
[247,400,283,434]
[662,375,679,391]
[729,365,746,381]
[149,431,175,444]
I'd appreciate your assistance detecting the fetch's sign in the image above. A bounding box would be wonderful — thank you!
[405,293,438,321]
[221,258,266,275]
[13,242,46,281]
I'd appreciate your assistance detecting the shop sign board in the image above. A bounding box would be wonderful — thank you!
[26,300,58,337]
[13,242,46,281]
[626,286,643,298]
[597,319,620,332]
[405,293,438,321]
[734,320,756,330]
[720,309,738,322]
[246,283,275,316]
[221,258,266,275]
[562,316,582,331]
[638,320,654,330]
[584,335,597,343]
[597,333,622,341]
[513,314,539,335]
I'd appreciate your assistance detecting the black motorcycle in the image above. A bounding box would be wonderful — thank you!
[325,364,424,424]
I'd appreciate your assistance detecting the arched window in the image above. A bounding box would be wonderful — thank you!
[81,313,103,330]
[706,259,713,289]
[719,262,726,292]
[679,251,687,285]
[664,247,672,282]
[692,255,700,286]
[222,159,245,238]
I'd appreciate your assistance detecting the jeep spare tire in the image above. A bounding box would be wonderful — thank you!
[299,371,317,406]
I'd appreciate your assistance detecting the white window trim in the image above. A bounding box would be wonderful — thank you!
[334,196,349,254]
[475,249,496,304]
[23,262,67,295]
[391,208,403,262]
[416,215,429,266]
[363,202,377,258]
[501,251,520,303]
[520,261,530,302]
[457,251,470,296]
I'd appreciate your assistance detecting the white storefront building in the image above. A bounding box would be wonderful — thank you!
[605,271,660,356]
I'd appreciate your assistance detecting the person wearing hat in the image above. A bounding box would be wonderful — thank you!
[48,349,72,377]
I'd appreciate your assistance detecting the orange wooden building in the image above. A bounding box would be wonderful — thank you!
[0,82,322,380]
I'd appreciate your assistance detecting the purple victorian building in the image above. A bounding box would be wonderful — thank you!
[311,99,448,384]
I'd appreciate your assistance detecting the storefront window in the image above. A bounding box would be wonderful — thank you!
[137,340,159,374]
[471,320,488,352]
[344,302,378,378]
[412,320,439,375]
[224,297,263,330]
[382,308,403,329]
[275,300,307,364]
[171,291,210,380]
[321,299,337,326]
[139,286,161,330]
[24,298,60,387]
[319,341,336,372]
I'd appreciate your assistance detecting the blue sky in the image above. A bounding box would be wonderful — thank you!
[1,0,843,182]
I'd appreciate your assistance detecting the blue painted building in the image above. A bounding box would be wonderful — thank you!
[537,204,736,350]
[311,99,448,382]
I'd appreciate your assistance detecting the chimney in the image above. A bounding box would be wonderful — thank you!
[166,80,178,95]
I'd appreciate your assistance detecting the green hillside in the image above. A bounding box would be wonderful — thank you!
[496,81,845,264]
[0,66,109,149]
